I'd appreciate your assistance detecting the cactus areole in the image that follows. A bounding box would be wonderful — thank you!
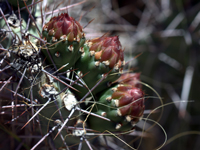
[42,13,85,71]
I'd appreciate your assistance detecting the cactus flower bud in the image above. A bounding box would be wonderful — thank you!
[87,73,145,132]
[43,13,83,42]
[115,73,141,88]
[88,36,124,69]
[42,13,85,72]
[116,88,144,118]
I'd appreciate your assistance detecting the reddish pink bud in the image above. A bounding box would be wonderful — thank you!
[43,13,83,42]
[116,73,141,88]
[88,36,124,69]
[111,73,145,121]
[120,88,143,107]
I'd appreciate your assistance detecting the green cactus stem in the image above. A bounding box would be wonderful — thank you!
[72,35,125,99]
[42,13,85,72]
[21,70,83,148]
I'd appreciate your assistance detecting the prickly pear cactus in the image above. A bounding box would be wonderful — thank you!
[0,1,146,149]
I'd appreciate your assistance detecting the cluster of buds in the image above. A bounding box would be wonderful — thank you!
[41,13,145,133]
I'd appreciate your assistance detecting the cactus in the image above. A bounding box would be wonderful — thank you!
[42,13,85,72]
[73,35,125,99]
[0,1,147,149]
[87,73,145,132]
[0,13,27,48]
